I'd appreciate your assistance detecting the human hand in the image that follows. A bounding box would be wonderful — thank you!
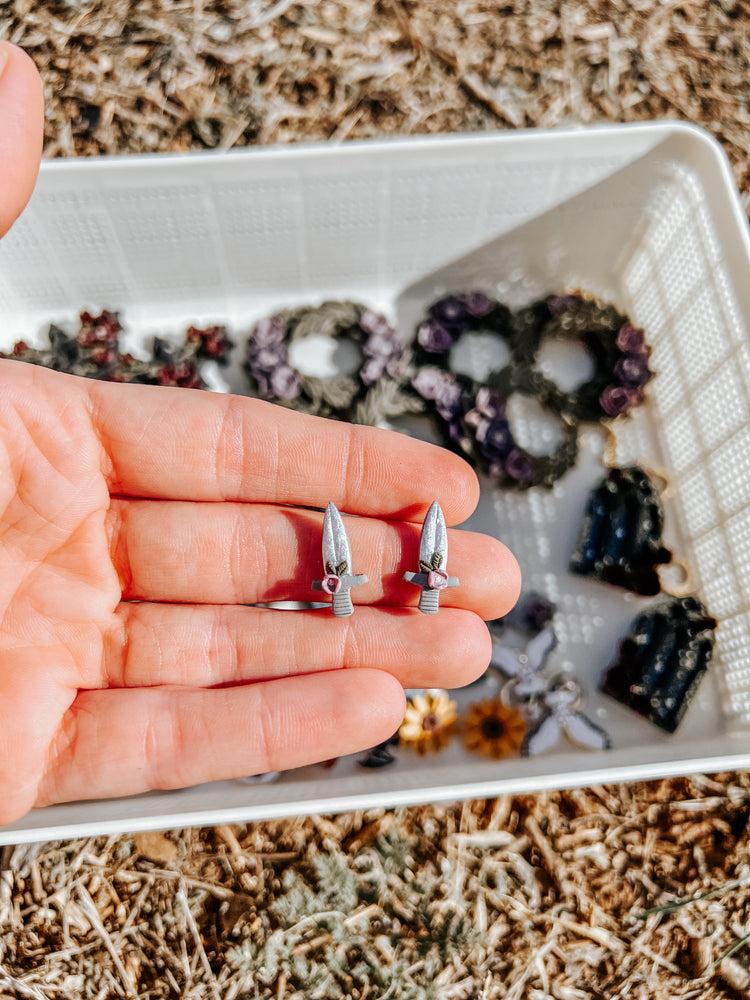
[0,42,520,826]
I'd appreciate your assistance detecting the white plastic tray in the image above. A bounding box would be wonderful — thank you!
[2,122,750,844]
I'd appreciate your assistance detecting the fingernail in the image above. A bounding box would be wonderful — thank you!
[0,47,9,81]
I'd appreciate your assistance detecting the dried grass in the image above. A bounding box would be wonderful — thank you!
[2,1,750,996]
[3,776,750,997]
[1,0,749,202]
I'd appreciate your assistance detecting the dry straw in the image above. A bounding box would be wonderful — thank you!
[2,0,750,995]
[4,777,750,996]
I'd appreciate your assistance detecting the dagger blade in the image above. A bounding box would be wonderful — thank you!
[419,500,448,567]
[322,502,352,571]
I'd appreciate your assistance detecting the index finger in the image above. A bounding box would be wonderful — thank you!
[86,377,480,522]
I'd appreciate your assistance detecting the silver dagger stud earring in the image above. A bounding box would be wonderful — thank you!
[312,502,368,617]
[403,500,459,614]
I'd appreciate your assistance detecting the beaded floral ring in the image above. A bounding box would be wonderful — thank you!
[413,291,515,365]
[244,300,417,423]
[3,310,232,388]
[409,292,516,440]
[515,295,654,422]
[411,367,579,490]
[463,366,580,490]
[410,292,580,489]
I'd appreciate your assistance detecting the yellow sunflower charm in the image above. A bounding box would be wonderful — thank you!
[463,697,526,758]
[399,690,458,754]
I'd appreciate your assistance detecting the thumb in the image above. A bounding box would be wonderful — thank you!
[0,41,44,239]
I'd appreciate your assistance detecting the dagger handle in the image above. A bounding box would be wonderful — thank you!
[418,588,441,615]
[332,590,354,617]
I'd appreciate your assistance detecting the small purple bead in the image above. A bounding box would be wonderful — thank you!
[463,293,495,317]
[270,364,303,400]
[479,419,514,459]
[361,356,386,386]
[504,448,534,481]
[434,374,463,412]
[413,367,462,419]
[547,294,583,315]
[474,386,506,420]
[364,330,400,359]
[436,383,464,421]
[253,317,287,346]
[253,343,288,373]
[417,319,454,354]
[524,595,555,631]
[359,310,395,337]
[429,296,469,326]
[412,366,444,400]
[616,322,646,354]
[600,384,636,417]
[615,354,652,389]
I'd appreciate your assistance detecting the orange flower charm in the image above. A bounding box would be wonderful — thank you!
[463,697,526,758]
[399,690,458,754]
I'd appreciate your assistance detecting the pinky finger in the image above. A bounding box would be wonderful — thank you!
[38,669,406,807]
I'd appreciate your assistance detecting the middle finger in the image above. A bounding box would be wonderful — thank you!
[107,500,519,619]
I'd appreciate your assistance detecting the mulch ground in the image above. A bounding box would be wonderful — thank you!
[4,777,750,998]
[2,2,750,997]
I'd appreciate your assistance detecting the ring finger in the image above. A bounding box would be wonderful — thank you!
[107,500,520,619]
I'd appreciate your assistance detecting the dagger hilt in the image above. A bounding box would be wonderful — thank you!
[418,588,441,615]
[332,589,354,617]
[403,570,459,615]
[312,572,368,617]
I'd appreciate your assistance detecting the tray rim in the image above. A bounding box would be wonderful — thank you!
[29,119,735,173]
[4,119,750,841]
[4,745,750,845]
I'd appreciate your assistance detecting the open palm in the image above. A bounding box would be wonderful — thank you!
[0,42,520,826]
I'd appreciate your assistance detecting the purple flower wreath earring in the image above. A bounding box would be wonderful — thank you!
[408,293,581,489]
[245,301,418,424]
[463,365,580,489]
[513,294,654,422]
[409,291,515,451]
